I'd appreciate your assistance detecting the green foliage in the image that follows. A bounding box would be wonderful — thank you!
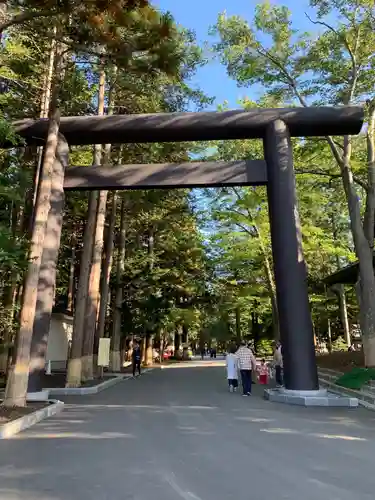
[331,336,349,352]
[336,367,375,390]
[198,95,355,344]
[256,339,274,357]
[206,0,375,347]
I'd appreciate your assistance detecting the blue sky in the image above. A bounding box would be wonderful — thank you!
[154,0,319,110]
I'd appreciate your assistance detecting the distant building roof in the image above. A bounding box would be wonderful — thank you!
[323,254,375,286]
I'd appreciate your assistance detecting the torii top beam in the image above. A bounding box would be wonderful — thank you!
[4,106,364,147]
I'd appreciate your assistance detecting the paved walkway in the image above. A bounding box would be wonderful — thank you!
[1,364,375,500]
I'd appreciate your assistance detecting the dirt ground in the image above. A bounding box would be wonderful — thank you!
[0,402,50,425]
[316,351,364,372]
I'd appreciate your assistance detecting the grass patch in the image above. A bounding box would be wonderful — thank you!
[335,367,375,390]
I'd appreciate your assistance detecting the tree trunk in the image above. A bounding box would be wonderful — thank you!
[141,337,147,364]
[67,242,76,312]
[340,137,375,366]
[145,335,153,366]
[82,190,108,381]
[235,306,241,343]
[110,196,126,372]
[337,285,351,347]
[159,332,164,365]
[33,31,57,217]
[66,63,105,387]
[330,215,351,348]
[97,192,117,340]
[3,109,60,407]
[251,312,260,354]
[27,135,69,393]
[363,104,375,246]
[327,318,332,353]
[255,225,279,340]
[66,192,98,387]
[0,285,16,375]
[0,201,22,374]
[81,65,107,381]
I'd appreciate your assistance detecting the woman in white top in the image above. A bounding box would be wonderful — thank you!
[226,345,239,392]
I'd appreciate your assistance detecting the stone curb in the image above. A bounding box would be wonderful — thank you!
[46,368,157,396]
[319,377,375,411]
[264,387,358,407]
[47,374,125,396]
[160,362,225,369]
[0,399,64,439]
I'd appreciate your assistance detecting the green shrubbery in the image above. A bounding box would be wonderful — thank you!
[335,368,375,390]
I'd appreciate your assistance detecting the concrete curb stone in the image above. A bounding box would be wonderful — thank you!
[47,368,157,396]
[47,374,126,396]
[319,377,375,411]
[0,399,64,439]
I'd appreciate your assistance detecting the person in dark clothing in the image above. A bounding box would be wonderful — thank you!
[132,342,142,377]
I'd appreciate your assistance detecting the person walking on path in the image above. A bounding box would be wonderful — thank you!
[226,345,239,392]
[257,358,269,385]
[132,341,142,377]
[236,341,257,396]
[273,341,283,388]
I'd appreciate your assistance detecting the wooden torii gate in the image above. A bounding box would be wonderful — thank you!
[5,106,364,396]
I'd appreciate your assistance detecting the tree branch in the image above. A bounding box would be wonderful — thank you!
[295,168,367,190]
[253,43,309,108]
[305,14,357,71]
[0,9,59,33]
[305,13,360,104]
[325,136,345,169]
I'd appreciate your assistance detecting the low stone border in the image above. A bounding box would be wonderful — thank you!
[319,377,375,411]
[0,399,64,439]
[160,361,225,369]
[47,374,125,396]
[264,387,358,407]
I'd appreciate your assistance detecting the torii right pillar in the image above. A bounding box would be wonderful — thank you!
[264,119,319,392]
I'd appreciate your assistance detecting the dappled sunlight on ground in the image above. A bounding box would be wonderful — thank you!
[14,431,136,440]
[259,427,367,441]
[63,403,218,410]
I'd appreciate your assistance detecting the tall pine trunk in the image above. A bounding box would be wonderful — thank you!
[81,66,107,381]
[27,135,69,392]
[3,109,60,407]
[82,189,107,381]
[33,29,57,214]
[66,192,98,387]
[110,196,126,372]
[97,192,117,340]
[95,75,117,345]
[28,33,68,392]
[66,64,105,386]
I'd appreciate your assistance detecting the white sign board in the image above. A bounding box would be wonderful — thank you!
[98,338,111,367]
